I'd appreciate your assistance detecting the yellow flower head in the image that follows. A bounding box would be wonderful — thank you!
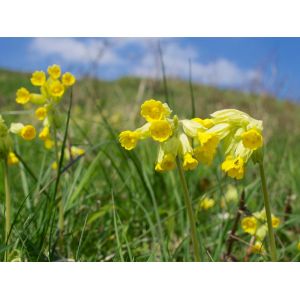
[251,241,265,254]
[155,153,176,172]
[48,80,65,98]
[241,129,263,150]
[47,64,61,79]
[7,152,19,165]
[39,126,50,141]
[271,216,280,228]
[141,99,171,122]
[194,132,219,165]
[30,71,46,86]
[182,152,198,171]
[35,107,47,121]
[62,72,76,86]
[20,125,36,141]
[16,87,31,104]
[44,138,54,149]
[149,120,172,142]
[119,130,140,150]
[221,155,245,180]
[199,197,215,210]
[241,216,257,235]
[297,242,300,251]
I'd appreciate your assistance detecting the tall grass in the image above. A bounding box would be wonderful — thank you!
[0,68,300,261]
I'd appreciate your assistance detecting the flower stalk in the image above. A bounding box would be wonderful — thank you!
[258,162,277,261]
[3,159,11,260]
[176,156,201,262]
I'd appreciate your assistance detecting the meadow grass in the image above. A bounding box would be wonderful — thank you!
[0,68,300,261]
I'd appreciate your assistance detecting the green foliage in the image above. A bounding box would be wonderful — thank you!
[0,69,300,262]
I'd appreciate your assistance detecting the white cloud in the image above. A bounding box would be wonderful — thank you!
[29,37,261,88]
[30,38,121,65]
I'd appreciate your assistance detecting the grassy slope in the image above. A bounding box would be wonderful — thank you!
[0,68,300,262]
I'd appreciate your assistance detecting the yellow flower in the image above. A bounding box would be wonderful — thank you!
[62,72,76,86]
[199,198,215,210]
[241,129,263,150]
[149,120,172,142]
[20,125,36,141]
[155,153,176,172]
[119,130,140,150]
[51,162,58,170]
[47,64,61,79]
[251,241,265,254]
[7,152,19,165]
[297,242,300,251]
[35,107,47,121]
[48,80,65,98]
[44,139,54,149]
[221,155,245,180]
[30,71,46,86]
[16,87,31,104]
[39,126,50,141]
[271,216,280,228]
[141,99,171,122]
[182,152,198,171]
[241,216,257,235]
[194,132,219,165]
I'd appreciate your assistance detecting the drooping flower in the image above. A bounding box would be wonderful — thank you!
[209,109,263,180]
[119,130,141,150]
[119,99,207,172]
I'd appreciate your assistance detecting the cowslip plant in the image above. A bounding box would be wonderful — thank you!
[119,99,222,261]
[0,115,36,260]
[15,64,76,250]
[209,109,277,261]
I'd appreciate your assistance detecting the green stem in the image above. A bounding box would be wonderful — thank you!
[3,159,11,261]
[176,157,201,262]
[259,162,277,261]
[53,126,64,246]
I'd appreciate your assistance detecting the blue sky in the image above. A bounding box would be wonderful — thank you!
[0,37,300,100]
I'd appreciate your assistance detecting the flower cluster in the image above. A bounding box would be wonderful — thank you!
[119,100,263,179]
[241,209,280,242]
[119,99,217,172]
[0,115,36,165]
[15,64,76,150]
[210,109,263,180]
